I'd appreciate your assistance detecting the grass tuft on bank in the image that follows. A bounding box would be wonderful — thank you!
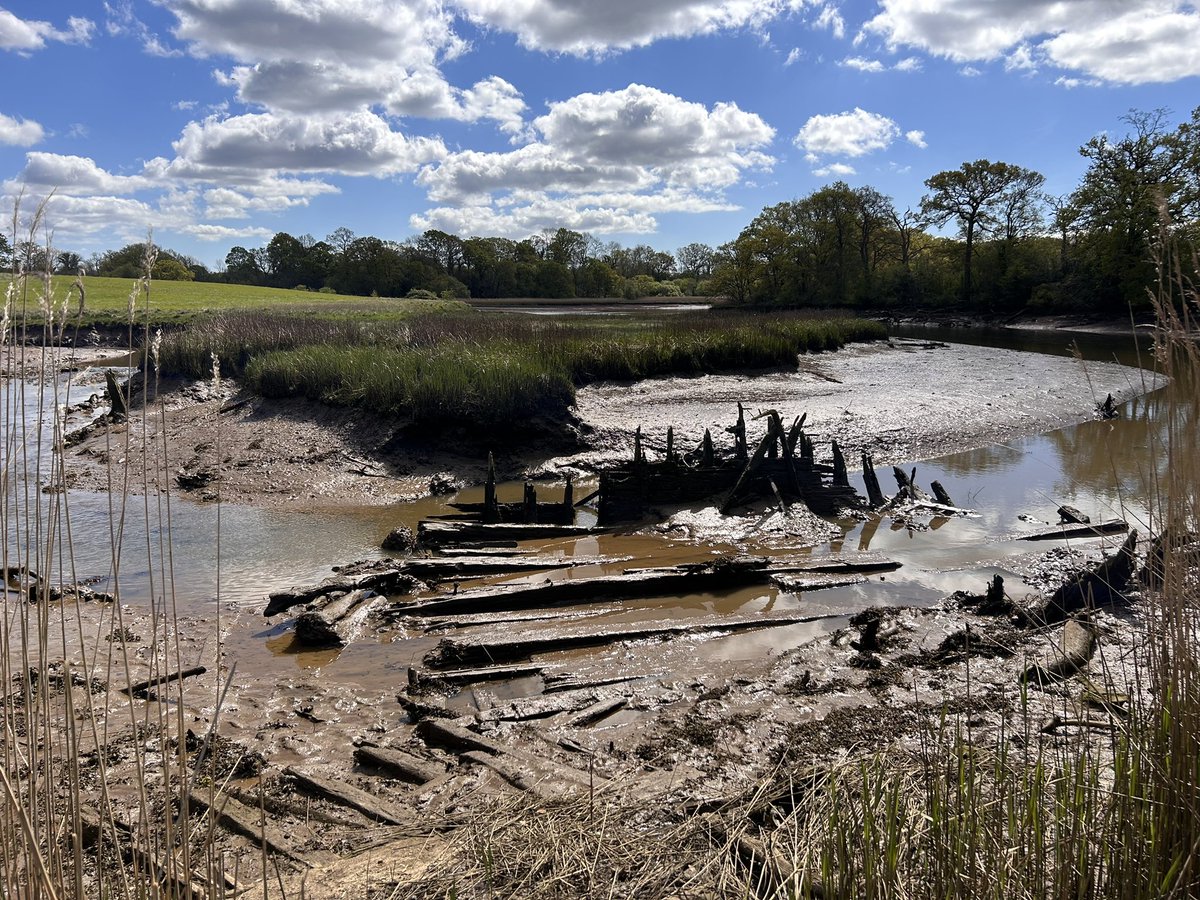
[159,310,886,426]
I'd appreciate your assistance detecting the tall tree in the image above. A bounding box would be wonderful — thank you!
[921,160,1045,304]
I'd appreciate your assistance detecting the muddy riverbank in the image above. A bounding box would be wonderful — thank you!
[57,338,1159,510]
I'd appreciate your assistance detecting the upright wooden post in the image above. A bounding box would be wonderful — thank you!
[831,440,848,487]
[701,429,714,468]
[562,475,574,511]
[732,404,748,461]
[861,451,885,507]
[666,426,675,463]
[484,452,498,523]
[523,482,538,523]
[634,426,644,465]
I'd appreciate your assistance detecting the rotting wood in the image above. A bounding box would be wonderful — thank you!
[400,554,624,583]
[1018,519,1128,542]
[1057,504,1090,525]
[566,697,628,728]
[104,369,128,419]
[414,662,545,685]
[891,466,929,502]
[118,666,206,698]
[393,556,881,618]
[543,673,646,694]
[417,520,598,548]
[930,480,954,507]
[831,440,848,488]
[285,766,411,825]
[477,692,600,723]
[861,452,886,508]
[293,588,380,649]
[188,788,308,865]
[354,744,446,785]
[460,750,599,801]
[264,568,417,617]
[483,452,498,523]
[1023,618,1098,685]
[1041,530,1138,622]
[770,572,868,592]
[422,612,840,669]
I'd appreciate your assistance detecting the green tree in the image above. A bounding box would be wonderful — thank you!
[55,250,83,274]
[152,257,194,281]
[675,242,715,279]
[921,160,1045,305]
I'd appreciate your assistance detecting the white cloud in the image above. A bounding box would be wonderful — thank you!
[1004,43,1037,72]
[784,47,803,66]
[164,0,525,131]
[840,56,885,72]
[0,10,93,52]
[894,56,921,71]
[0,113,44,147]
[905,129,927,148]
[812,162,856,177]
[813,4,845,39]
[105,1,182,56]
[414,84,774,236]
[960,65,982,76]
[13,153,151,193]
[453,0,816,54]
[864,0,1200,84]
[794,108,899,158]
[169,110,448,179]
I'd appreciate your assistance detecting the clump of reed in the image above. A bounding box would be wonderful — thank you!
[159,309,885,427]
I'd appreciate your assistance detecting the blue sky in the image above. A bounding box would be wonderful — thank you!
[1,1,1197,270]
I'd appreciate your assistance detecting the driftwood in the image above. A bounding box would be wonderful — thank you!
[566,697,628,728]
[285,766,410,825]
[770,572,868,592]
[422,612,839,669]
[1042,530,1139,623]
[891,466,929,502]
[1023,618,1098,685]
[118,666,206,698]
[1057,505,1090,525]
[293,589,380,648]
[105,369,128,419]
[354,745,446,788]
[1018,519,1128,542]
[265,568,417,617]
[188,789,307,864]
[543,673,646,694]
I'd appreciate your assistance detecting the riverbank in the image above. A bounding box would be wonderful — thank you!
[55,337,1162,510]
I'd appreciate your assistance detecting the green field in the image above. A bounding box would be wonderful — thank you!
[4,274,453,328]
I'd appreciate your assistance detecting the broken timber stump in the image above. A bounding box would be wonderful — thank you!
[104,369,128,419]
[1041,530,1138,623]
[831,440,848,488]
[861,452,886,508]
[1057,505,1090,525]
[483,452,498,523]
[293,588,380,648]
[1023,618,1098,685]
[930,480,954,507]
[354,744,445,784]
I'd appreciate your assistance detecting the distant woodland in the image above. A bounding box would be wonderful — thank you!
[12,106,1198,317]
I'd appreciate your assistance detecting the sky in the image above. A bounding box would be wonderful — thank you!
[0,1,1197,271]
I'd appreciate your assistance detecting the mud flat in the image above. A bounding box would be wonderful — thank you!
[59,339,1161,509]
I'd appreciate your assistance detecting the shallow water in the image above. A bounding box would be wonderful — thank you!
[3,325,1181,690]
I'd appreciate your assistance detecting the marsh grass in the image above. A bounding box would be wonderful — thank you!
[160,310,885,426]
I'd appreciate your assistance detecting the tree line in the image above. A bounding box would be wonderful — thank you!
[11,105,1196,316]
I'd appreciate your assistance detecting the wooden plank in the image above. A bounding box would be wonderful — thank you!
[293,589,380,648]
[354,744,445,785]
[461,750,597,801]
[566,698,628,728]
[118,666,206,698]
[422,612,839,669]
[1017,519,1128,542]
[188,789,307,864]
[418,662,544,685]
[284,767,411,825]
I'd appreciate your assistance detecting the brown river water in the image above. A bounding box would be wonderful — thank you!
[4,325,1182,704]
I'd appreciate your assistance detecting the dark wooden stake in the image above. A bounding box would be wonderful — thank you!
[701,429,714,467]
[483,452,498,523]
[931,480,954,507]
[523,483,538,523]
[861,452,885,507]
[562,476,573,511]
[634,426,644,465]
[666,426,675,462]
[831,440,848,487]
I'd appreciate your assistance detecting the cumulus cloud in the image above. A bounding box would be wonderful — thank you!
[168,110,447,179]
[163,0,526,131]
[794,108,900,159]
[452,0,815,55]
[0,113,44,147]
[813,4,845,39]
[905,129,927,148]
[864,0,1200,84]
[784,47,803,66]
[415,84,774,236]
[0,10,93,52]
